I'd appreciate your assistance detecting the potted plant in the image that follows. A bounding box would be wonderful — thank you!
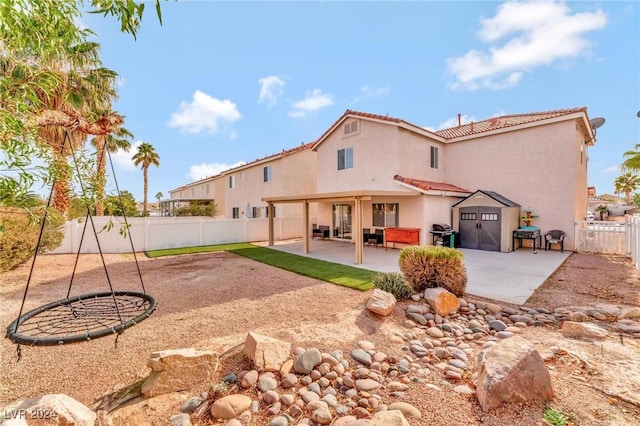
[520,208,539,227]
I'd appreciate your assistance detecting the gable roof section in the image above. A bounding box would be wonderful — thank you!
[311,109,444,151]
[452,190,520,207]
[435,107,589,140]
[393,175,470,196]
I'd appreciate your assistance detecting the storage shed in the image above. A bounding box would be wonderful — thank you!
[452,190,520,252]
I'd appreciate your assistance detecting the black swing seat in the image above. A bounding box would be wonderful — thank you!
[6,291,157,346]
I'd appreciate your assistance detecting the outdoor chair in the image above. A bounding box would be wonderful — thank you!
[544,229,566,252]
[367,229,384,248]
[363,228,370,245]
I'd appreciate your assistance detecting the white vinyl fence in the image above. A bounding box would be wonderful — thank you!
[53,216,311,254]
[628,215,640,271]
[574,220,628,255]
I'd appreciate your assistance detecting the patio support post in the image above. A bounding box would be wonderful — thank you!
[268,202,274,246]
[303,200,309,254]
[354,197,363,264]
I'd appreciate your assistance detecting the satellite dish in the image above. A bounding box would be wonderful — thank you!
[589,117,606,130]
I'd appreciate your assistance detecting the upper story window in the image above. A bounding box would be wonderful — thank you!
[205,183,210,194]
[338,147,354,170]
[229,175,235,188]
[430,146,439,169]
[191,187,195,196]
[263,166,272,182]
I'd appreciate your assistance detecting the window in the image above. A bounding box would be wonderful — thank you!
[205,183,210,194]
[430,146,439,169]
[338,147,354,170]
[252,207,261,218]
[191,187,195,196]
[343,120,358,135]
[229,175,235,188]
[232,207,240,218]
[372,203,399,227]
[461,213,477,220]
[263,166,272,182]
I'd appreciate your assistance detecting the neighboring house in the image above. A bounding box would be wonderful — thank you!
[263,107,596,257]
[166,142,317,219]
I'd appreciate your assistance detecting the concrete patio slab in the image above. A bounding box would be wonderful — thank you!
[258,239,571,305]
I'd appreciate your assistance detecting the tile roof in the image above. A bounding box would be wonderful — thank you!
[394,175,470,194]
[312,109,438,149]
[434,107,587,139]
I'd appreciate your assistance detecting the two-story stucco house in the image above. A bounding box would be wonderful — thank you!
[166,142,317,220]
[263,107,596,261]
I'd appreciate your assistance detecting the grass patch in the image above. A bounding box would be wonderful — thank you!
[145,243,373,291]
[145,243,253,258]
[543,406,573,426]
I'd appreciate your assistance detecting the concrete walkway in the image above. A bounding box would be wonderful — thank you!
[260,239,571,305]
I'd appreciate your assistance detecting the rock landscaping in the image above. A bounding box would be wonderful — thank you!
[5,286,639,426]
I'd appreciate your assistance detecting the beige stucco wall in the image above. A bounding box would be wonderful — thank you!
[444,120,588,250]
[316,119,444,193]
[224,149,317,219]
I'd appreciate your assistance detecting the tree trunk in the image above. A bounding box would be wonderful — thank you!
[95,136,107,216]
[142,166,148,215]
[37,110,123,135]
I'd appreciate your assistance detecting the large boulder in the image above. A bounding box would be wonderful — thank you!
[367,289,397,316]
[3,394,96,425]
[476,335,554,411]
[141,348,218,397]
[242,332,291,372]
[423,287,460,317]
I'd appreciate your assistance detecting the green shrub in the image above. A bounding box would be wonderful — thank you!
[398,245,467,296]
[0,207,64,272]
[372,272,414,299]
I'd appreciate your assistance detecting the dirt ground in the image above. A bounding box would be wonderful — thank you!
[1,251,639,425]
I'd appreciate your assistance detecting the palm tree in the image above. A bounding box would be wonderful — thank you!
[132,143,160,215]
[33,40,119,216]
[614,172,640,204]
[155,192,164,202]
[91,125,134,215]
[622,144,640,172]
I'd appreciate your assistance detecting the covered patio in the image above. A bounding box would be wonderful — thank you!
[257,238,571,304]
[262,190,420,265]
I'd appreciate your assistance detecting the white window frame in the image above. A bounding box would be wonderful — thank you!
[263,166,272,182]
[338,147,354,170]
[232,207,240,218]
[430,146,439,169]
[229,175,235,188]
[372,203,399,227]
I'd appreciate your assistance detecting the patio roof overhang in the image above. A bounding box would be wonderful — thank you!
[262,189,420,265]
[262,189,420,204]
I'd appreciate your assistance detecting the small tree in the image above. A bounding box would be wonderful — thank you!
[155,192,164,202]
[596,205,609,221]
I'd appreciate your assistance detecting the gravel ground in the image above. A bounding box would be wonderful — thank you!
[1,250,639,425]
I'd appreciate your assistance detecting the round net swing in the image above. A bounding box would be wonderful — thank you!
[5,129,157,348]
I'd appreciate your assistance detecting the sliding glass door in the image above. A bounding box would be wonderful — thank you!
[332,204,352,240]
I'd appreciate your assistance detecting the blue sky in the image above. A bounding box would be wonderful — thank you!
[83,1,640,202]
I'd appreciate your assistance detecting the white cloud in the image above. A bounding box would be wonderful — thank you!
[110,141,141,172]
[447,1,607,90]
[187,161,246,181]
[289,89,334,117]
[258,75,285,107]
[603,165,621,174]
[169,90,241,134]
[359,85,390,99]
